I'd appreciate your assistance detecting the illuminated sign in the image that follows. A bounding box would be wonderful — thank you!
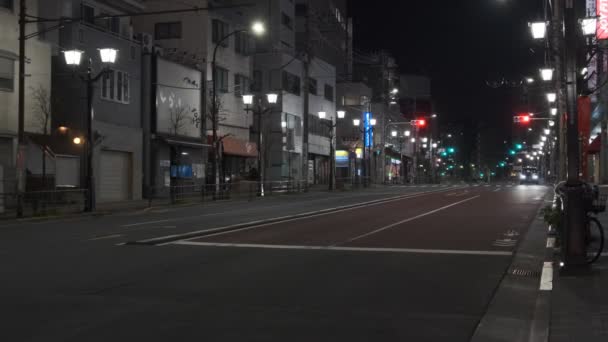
[356,148,363,159]
[598,0,608,39]
[364,112,373,147]
[335,150,349,168]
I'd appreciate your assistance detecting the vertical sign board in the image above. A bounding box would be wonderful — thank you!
[579,96,592,179]
[364,112,373,147]
[598,0,608,40]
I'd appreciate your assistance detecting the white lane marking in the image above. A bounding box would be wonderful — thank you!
[122,187,455,228]
[87,234,123,241]
[540,262,554,291]
[547,237,556,248]
[144,188,460,245]
[172,241,513,256]
[493,188,500,192]
[343,196,481,244]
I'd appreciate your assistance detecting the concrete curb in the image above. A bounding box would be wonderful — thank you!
[470,190,553,342]
[125,187,459,246]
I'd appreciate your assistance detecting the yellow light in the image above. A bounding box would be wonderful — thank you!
[73,137,83,145]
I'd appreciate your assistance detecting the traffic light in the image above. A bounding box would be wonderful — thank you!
[514,114,531,124]
[415,119,427,127]
[447,147,455,154]
[509,150,516,156]
[515,143,523,150]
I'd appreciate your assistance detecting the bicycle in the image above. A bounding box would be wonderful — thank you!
[554,182,606,264]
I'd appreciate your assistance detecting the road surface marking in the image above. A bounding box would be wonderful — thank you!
[493,188,500,192]
[540,262,553,291]
[143,187,460,245]
[342,196,481,244]
[87,234,124,241]
[546,237,556,248]
[171,241,513,256]
[121,188,453,228]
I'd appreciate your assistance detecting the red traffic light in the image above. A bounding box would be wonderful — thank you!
[514,114,531,124]
[415,119,427,127]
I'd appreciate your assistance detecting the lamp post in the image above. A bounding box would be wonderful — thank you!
[243,93,277,196]
[353,117,376,187]
[319,110,344,190]
[64,48,117,212]
[211,21,265,196]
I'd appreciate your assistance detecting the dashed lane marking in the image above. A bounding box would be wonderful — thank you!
[171,241,513,256]
[87,234,124,241]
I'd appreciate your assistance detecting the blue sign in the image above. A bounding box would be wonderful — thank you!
[364,112,373,147]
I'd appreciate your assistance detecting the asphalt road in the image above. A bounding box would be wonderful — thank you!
[0,184,549,341]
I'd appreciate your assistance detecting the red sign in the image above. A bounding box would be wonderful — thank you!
[598,0,608,39]
[578,96,592,179]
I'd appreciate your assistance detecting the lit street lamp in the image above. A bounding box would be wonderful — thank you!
[243,93,278,196]
[529,21,548,39]
[212,21,265,195]
[540,67,554,81]
[319,111,344,190]
[353,116,376,186]
[546,92,557,103]
[63,47,118,212]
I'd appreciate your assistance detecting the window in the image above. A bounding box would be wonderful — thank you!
[212,19,229,47]
[295,3,307,16]
[308,78,317,95]
[155,22,182,40]
[282,12,293,30]
[324,84,334,102]
[0,0,13,10]
[234,74,250,97]
[282,71,301,96]
[252,70,262,92]
[235,31,251,55]
[101,70,130,104]
[308,114,331,138]
[82,4,95,24]
[214,67,229,93]
[0,56,14,91]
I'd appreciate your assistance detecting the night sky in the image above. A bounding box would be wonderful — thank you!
[350,1,546,164]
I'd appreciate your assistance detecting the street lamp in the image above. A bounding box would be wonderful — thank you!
[353,116,376,187]
[405,130,411,137]
[530,21,548,39]
[551,108,558,116]
[319,111,344,190]
[212,22,266,196]
[581,17,597,36]
[243,92,278,195]
[391,131,398,137]
[540,67,554,81]
[546,92,557,103]
[526,78,535,84]
[63,47,117,212]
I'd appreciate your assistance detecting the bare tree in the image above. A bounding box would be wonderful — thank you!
[30,85,51,188]
[169,104,198,136]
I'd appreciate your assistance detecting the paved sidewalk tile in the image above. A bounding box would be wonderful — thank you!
[550,213,608,342]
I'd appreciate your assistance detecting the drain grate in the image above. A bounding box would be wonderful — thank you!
[509,268,542,277]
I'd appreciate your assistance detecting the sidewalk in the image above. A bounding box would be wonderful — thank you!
[550,212,608,341]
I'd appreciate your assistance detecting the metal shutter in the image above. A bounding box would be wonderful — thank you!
[99,151,131,202]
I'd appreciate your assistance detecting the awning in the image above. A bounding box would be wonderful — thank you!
[588,135,601,154]
[221,137,258,158]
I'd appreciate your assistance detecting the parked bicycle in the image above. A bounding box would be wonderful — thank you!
[554,182,606,264]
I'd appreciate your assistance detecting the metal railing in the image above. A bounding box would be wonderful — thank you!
[1,187,87,218]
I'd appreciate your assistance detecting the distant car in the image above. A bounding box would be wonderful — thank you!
[519,168,540,184]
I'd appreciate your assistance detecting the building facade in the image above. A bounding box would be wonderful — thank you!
[43,0,144,202]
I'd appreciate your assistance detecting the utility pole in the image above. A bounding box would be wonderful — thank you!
[16,0,26,217]
[551,0,568,181]
[561,0,587,268]
[301,4,311,190]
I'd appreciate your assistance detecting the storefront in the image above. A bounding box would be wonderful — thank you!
[220,136,258,183]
